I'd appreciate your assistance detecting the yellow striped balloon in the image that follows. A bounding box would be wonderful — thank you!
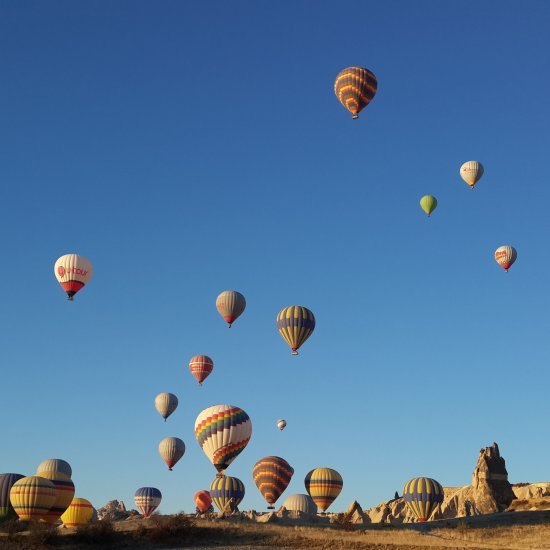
[403,477,444,522]
[209,476,245,512]
[494,245,517,272]
[37,471,75,524]
[60,497,94,527]
[334,66,377,120]
[10,476,57,521]
[459,161,484,189]
[216,290,246,328]
[304,468,343,512]
[276,306,315,355]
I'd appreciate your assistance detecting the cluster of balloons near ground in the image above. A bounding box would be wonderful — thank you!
[0,459,93,527]
[419,161,518,273]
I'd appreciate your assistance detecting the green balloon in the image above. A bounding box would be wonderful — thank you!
[420,195,438,216]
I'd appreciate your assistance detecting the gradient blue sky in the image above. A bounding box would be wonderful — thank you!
[1,1,549,514]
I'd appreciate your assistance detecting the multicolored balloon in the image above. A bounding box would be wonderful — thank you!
[10,476,57,521]
[158,437,185,471]
[37,471,75,524]
[154,393,178,422]
[277,419,287,431]
[194,490,213,513]
[420,195,438,217]
[276,306,316,355]
[403,477,444,522]
[460,161,484,189]
[334,66,377,120]
[216,290,246,328]
[283,494,318,515]
[210,476,245,513]
[195,405,252,474]
[36,458,72,481]
[253,456,294,509]
[54,254,93,301]
[494,246,517,272]
[0,474,24,520]
[60,498,94,527]
[304,468,343,512]
[189,355,214,386]
[134,487,162,518]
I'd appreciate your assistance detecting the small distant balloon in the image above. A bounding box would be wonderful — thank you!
[154,393,178,422]
[277,419,287,431]
[420,196,437,217]
[54,254,93,301]
[135,487,162,518]
[460,161,484,189]
[194,490,213,513]
[494,246,517,272]
[158,437,185,471]
[216,290,246,328]
[403,477,444,522]
[189,355,214,386]
[334,66,378,120]
[277,306,315,355]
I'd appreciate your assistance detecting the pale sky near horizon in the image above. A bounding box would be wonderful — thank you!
[1,0,549,514]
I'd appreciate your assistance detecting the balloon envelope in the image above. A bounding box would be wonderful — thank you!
[60,498,94,527]
[37,472,75,524]
[304,468,343,512]
[0,474,24,520]
[54,254,93,300]
[216,291,246,327]
[420,195,437,216]
[10,476,57,521]
[194,490,212,513]
[334,66,378,119]
[154,393,178,421]
[134,487,162,518]
[195,404,252,474]
[210,476,245,513]
[460,161,484,188]
[189,355,214,385]
[403,477,444,522]
[276,306,316,355]
[494,246,517,272]
[36,459,72,481]
[158,437,185,470]
[277,419,287,431]
[253,456,294,508]
[283,494,318,515]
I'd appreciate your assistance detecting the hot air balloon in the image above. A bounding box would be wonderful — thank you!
[494,246,517,272]
[253,456,294,509]
[134,487,162,518]
[194,490,213,513]
[283,494,318,515]
[158,437,185,471]
[209,476,245,513]
[216,290,246,328]
[10,476,57,521]
[276,306,315,355]
[154,393,178,422]
[0,474,24,520]
[36,458,72,481]
[38,471,75,524]
[460,161,484,189]
[195,404,252,474]
[420,196,437,217]
[304,468,343,512]
[60,498,94,527]
[54,254,93,301]
[277,419,287,431]
[189,355,214,386]
[403,477,444,522]
[334,66,377,120]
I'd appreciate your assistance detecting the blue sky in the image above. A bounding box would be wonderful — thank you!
[1,0,549,514]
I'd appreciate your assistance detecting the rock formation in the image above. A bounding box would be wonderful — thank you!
[96,500,139,521]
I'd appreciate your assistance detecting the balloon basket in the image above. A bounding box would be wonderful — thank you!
[291,351,299,356]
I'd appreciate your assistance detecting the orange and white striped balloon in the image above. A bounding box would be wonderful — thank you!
[189,355,214,386]
[494,246,517,272]
[459,161,484,189]
[54,254,93,301]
